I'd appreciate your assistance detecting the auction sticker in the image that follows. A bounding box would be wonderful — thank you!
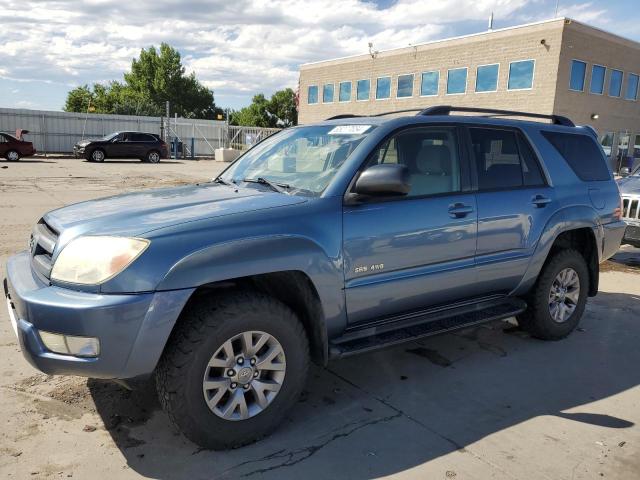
[328,125,372,135]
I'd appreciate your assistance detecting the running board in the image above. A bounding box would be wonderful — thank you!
[329,298,527,358]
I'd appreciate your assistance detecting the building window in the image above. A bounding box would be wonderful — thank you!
[356,79,370,101]
[397,74,414,98]
[323,83,334,103]
[475,64,499,93]
[600,132,614,157]
[569,60,587,91]
[590,65,606,94]
[508,60,535,90]
[339,81,352,102]
[420,71,439,96]
[376,76,391,99]
[307,85,318,104]
[626,73,639,101]
[609,69,623,97]
[446,68,467,95]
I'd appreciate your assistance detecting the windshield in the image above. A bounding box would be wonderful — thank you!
[101,132,119,141]
[219,124,374,196]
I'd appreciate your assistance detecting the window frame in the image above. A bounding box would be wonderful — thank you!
[608,69,624,98]
[569,59,587,92]
[396,73,415,99]
[322,83,335,104]
[446,67,468,96]
[338,81,352,103]
[356,78,371,102]
[590,64,606,95]
[625,72,640,101]
[375,75,392,100]
[420,70,440,97]
[307,85,319,105]
[474,63,500,94]
[343,123,473,204]
[463,124,549,193]
[507,59,536,91]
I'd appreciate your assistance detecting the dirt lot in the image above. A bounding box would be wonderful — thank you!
[1,158,639,480]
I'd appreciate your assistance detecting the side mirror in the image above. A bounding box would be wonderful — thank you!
[351,163,411,199]
[620,167,630,177]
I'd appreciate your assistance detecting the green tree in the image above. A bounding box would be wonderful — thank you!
[64,43,222,119]
[230,88,298,127]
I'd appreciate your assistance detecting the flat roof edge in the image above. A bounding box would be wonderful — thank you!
[300,17,566,69]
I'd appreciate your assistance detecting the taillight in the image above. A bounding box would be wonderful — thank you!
[614,184,623,220]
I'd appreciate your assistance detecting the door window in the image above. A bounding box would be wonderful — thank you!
[470,128,544,190]
[367,127,461,197]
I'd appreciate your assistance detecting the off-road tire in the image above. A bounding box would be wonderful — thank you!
[517,249,589,340]
[155,290,309,449]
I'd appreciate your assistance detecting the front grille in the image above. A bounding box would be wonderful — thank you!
[30,219,58,280]
[622,196,640,221]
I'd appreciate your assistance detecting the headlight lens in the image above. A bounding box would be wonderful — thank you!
[51,236,150,285]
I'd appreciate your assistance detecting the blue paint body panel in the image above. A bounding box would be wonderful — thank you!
[4,113,626,379]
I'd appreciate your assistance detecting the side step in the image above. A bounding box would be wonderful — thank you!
[329,297,527,358]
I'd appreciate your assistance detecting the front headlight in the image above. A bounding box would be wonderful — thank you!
[51,236,150,285]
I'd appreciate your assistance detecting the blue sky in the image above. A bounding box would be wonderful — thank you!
[1,0,637,113]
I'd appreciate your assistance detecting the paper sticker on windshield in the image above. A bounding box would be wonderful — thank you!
[328,125,372,135]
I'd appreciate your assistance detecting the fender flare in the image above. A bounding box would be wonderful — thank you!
[513,205,602,296]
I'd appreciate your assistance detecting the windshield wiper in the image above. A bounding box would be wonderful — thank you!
[243,177,291,194]
[214,177,235,186]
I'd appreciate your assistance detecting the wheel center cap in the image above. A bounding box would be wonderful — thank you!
[237,367,253,384]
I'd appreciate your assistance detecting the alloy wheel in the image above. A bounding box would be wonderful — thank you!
[548,267,580,323]
[202,331,286,421]
[7,151,19,161]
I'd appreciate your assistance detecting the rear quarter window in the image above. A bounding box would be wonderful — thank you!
[541,131,610,181]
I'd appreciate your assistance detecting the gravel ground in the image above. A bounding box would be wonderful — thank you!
[1,157,639,479]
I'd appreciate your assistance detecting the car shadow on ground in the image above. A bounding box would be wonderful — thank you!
[88,291,640,479]
[1,160,57,164]
[81,159,186,165]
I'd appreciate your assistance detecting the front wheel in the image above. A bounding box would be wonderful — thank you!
[517,249,588,340]
[5,150,20,161]
[155,291,309,449]
[90,149,105,162]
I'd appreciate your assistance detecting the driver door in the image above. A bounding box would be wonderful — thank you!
[108,133,128,158]
[342,125,479,325]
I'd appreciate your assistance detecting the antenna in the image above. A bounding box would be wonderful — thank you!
[555,0,560,17]
[488,11,494,30]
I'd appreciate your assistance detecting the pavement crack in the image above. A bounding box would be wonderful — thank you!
[224,412,402,478]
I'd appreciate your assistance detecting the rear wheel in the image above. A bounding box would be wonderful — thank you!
[5,150,20,161]
[517,249,588,340]
[146,150,161,163]
[155,291,309,449]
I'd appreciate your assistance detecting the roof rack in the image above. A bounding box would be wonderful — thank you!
[325,109,423,121]
[417,105,575,127]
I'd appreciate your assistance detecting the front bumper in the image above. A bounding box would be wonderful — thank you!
[621,222,640,247]
[73,146,85,158]
[4,251,194,379]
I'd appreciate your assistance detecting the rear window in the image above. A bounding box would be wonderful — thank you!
[541,131,610,181]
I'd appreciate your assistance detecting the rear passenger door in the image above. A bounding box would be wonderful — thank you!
[343,125,479,325]
[128,133,155,158]
[466,126,555,295]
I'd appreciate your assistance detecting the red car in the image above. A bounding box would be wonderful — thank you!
[0,129,36,161]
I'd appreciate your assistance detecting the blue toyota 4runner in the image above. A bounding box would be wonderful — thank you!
[4,106,625,449]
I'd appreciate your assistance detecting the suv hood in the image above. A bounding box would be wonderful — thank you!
[44,183,307,240]
[617,175,640,195]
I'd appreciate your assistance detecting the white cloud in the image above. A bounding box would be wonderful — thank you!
[0,0,613,110]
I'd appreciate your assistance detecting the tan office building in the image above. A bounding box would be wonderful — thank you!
[298,18,640,171]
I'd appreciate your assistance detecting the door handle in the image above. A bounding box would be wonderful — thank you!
[531,194,551,208]
[448,203,474,218]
